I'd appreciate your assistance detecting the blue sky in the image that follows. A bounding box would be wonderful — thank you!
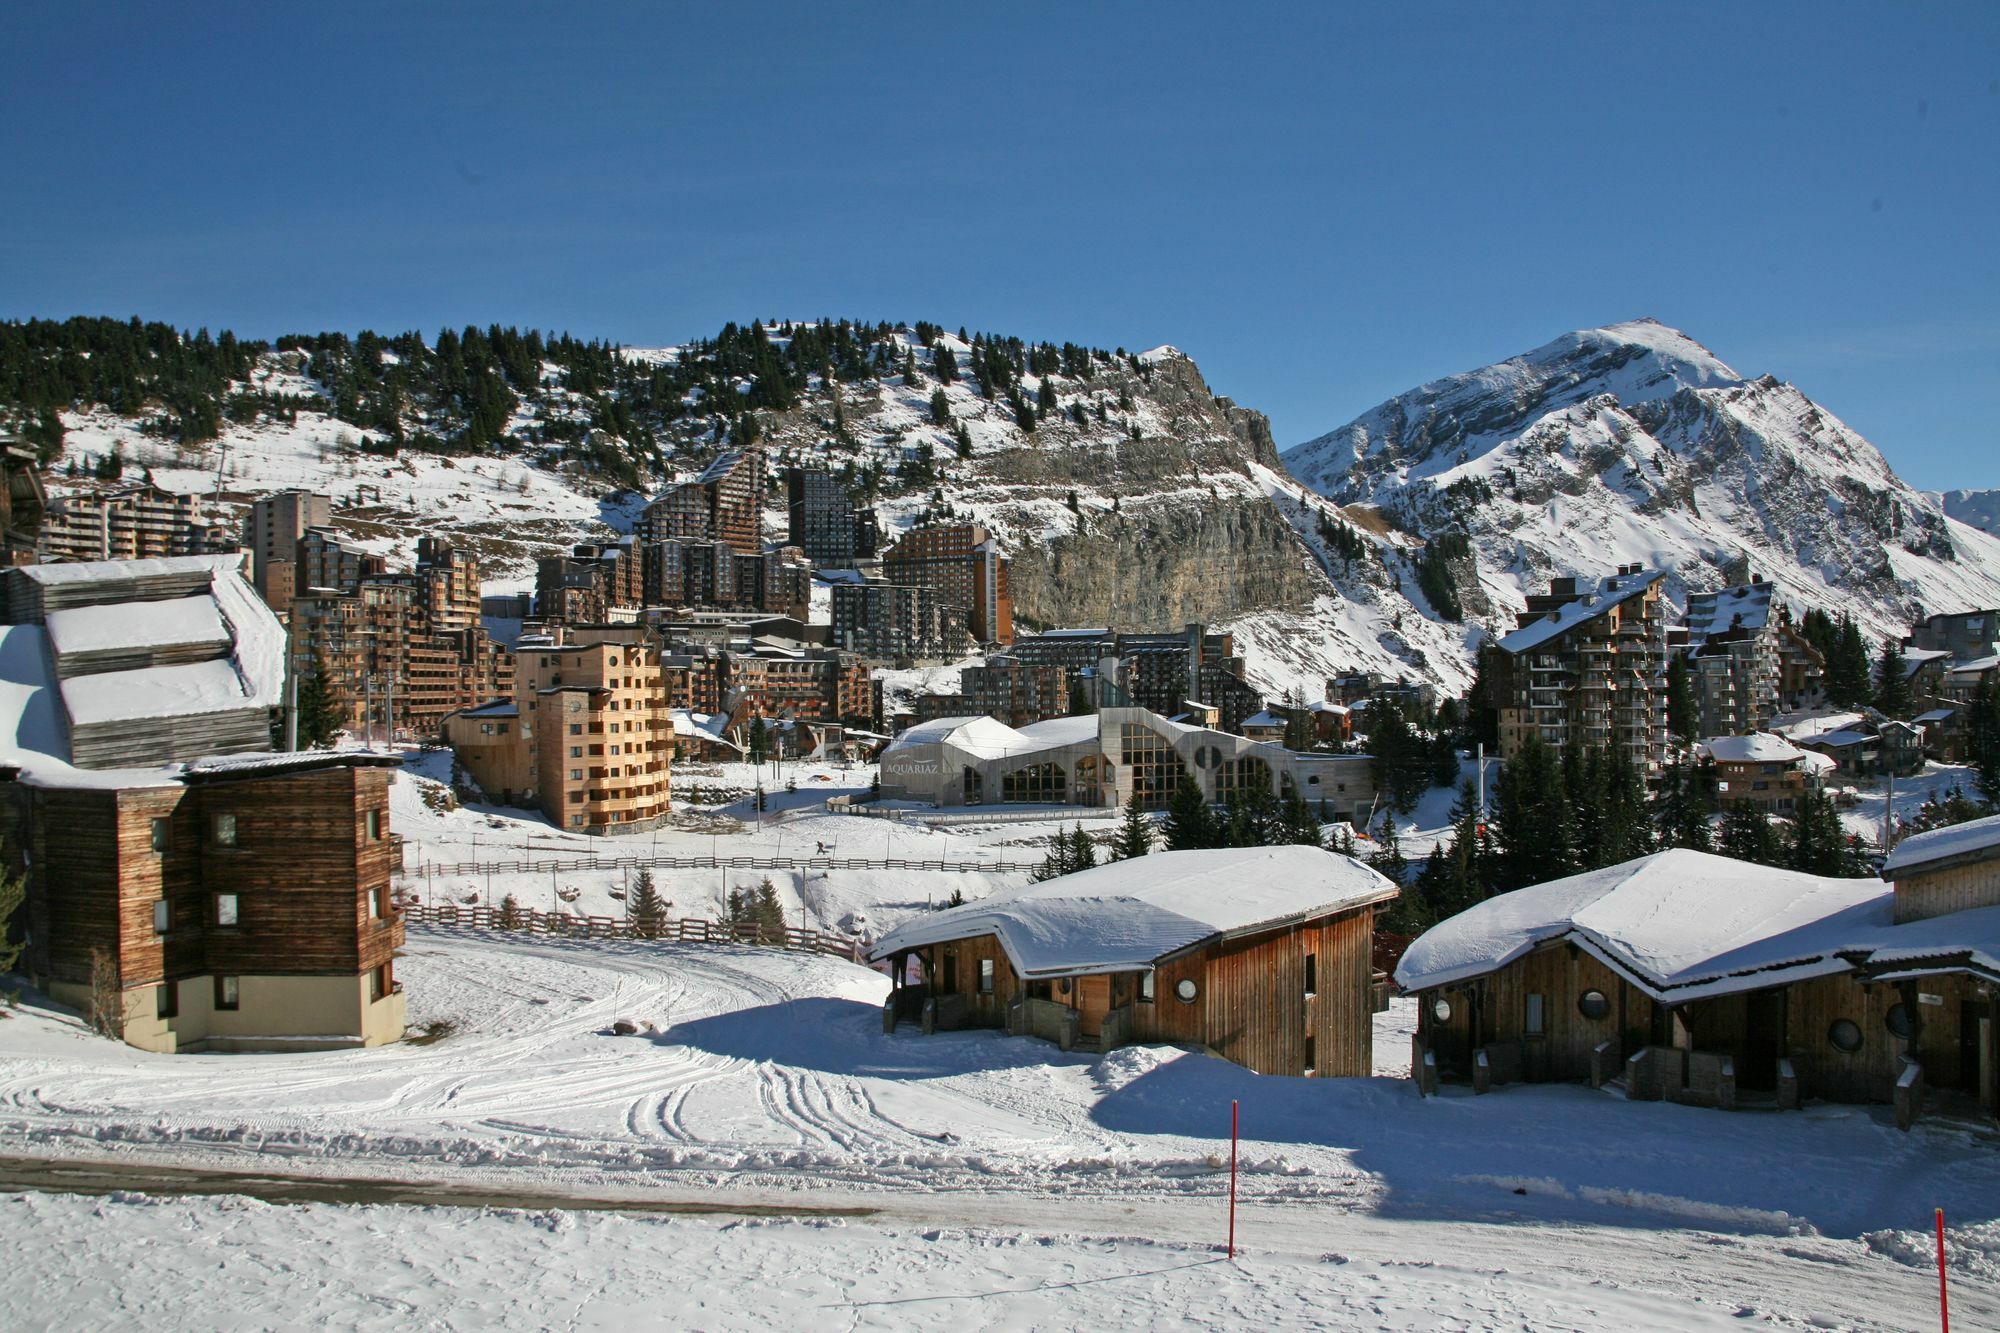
[2,3,1995,489]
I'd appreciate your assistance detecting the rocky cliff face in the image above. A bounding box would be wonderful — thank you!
[1281,318,2000,648]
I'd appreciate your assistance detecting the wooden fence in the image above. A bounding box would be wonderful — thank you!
[404,902,865,961]
[402,851,1037,878]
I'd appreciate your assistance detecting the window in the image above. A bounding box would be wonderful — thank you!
[150,818,170,853]
[370,886,389,919]
[610,744,620,756]
[570,747,582,758]
[1304,1033,1316,1076]
[1828,1019,1863,1054]
[1303,953,1317,997]
[1577,990,1611,1021]
[1525,993,1545,1036]
[214,893,238,927]
[570,815,584,827]
[212,813,237,847]
[570,769,583,782]
[152,899,171,935]
[1175,978,1199,1003]
[156,983,177,1020]
[214,976,240,1011]
[977,958,994,994]
[570,724,583,735]
[1884,1003,1913,1039]
[1430,995,1452,1023]
[369,962,392,1002]
[366,809,383,841]
[480,723,493,735]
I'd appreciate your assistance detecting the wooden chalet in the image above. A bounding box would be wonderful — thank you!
[868,846,1398,1077]
[1396,846,1999,1126]
[0,555,407,1053]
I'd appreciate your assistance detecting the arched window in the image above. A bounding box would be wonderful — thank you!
[1001,762,1068,804]
[1120,724,1190,811]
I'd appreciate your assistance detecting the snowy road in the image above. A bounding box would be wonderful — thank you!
[2,929,1996,1328]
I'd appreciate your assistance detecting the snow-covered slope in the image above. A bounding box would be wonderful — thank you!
[1283,319,2000,652]
[1937,487,2000,539]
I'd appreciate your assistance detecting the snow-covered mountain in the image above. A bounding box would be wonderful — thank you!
[1936,488,2000,539]
[1282,318,2000,651]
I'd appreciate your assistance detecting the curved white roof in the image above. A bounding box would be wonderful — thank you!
[1395,849,1886,1001]
[870,845,1397,978]
[882,714,1032,761]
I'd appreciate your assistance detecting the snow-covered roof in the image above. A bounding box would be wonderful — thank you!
[1013,714,1098,747]
[457,700,519,718]
[1497,570,1664,655]
[881,714,1032,761]
[870,846,1397,978]
[1241,710,1289,728]
[1683,583,1776,641]
[668,708,738,747]
[1945,655,2000,679]
[1900,647,1953,676]
[1884,813,2000,880]
[45,594,228,656]
[1767,709,1866,742]
[1395,849,1888,1001]
[1803,729,1875,750]
[1697,733,1806,765]
[1914,708,1957,725]
[11,553,244,586]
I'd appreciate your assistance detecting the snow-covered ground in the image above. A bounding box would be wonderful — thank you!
[2,931,1997,1328]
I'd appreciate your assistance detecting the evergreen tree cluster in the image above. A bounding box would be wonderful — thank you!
[1969,678,2000,809]
[1412,530,1470,622]
[1800,608,1872,708]
[1361,699,1454,814]
[1316,509,1369,570]
[1158,774,1323,852]
[1031,823,1100,881]
[726,877,787,938]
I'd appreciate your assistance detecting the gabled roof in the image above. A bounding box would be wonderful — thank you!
[869,846,1397,978]
[1395,849,1890,1001]
[1884,813,2000,880]
[1684,582,1777,641]
[1697,732,1806,764]
[1497,569,1664,655]
[881,714,1031,760]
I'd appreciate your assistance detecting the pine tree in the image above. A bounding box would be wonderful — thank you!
[1720,802,1783,867]
[1491,734,1576,890]
[1162,775,1213,850]
[294,660,340,748]
[1873,638,1915,718]
[1384,846,1439,936]
[1110,794,1152,860]
[630,868,667,937]
[1826,614,1872,707]
[1653,758,1716,852]
[1968,677,2000,808]
[1788,787,1854,876]
[1366,809,1409,889]
[1067,823,1097,873]
[748,716,768,763]
[1666,653,1697,743]
[497,893,523,929]
[1462,648,1501,754]
[1596,745,1653,866]
[929,388,951,427]
[1032,829,1074,882]
[1280,791,1323,846]
[753,878,786,938]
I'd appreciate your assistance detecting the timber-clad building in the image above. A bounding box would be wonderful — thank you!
[1396,843,1999,1124]
[0,555,408,1053]
[869,846,1398,1076]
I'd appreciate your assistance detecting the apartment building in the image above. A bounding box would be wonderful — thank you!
[1493,566,1670,774]
[0,554,404,1054]
[784,468,866,566]
[244,490,332,606]
[638,448,765,553]
[38,484,236,565]
[880,522,1013,644]
[831,578,964,661]
[444,633,674,835]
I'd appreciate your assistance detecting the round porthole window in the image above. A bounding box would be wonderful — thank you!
[1192,745,1221,771]
[1175,978,1199,1003]
[1884,1003,1912,1039]
[1430,996,1452,1023]
[1058,978,1072,997]
[1827,1019,1863,1054]
[1576,990,1611,1021]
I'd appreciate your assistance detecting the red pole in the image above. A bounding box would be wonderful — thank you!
[1936,1207,1949,1333]
[1216,1096,1232,1264]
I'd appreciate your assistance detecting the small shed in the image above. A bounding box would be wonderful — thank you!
[868,845,1397,1076]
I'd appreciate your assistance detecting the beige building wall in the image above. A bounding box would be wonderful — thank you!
[50,974,404,1054]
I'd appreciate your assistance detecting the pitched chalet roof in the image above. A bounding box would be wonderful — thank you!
[1698,732,1807,764]
[1884,813,2000,880]
[869,846,1397,978]
[1496,569,1664,655]
[1398,848,2000,997]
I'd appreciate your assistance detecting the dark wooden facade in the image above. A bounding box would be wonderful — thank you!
[894,899,1386,1078]
[10,756,405,1052]
[1412,944,1997,1116]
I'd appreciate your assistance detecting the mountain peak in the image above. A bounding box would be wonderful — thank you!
[1530,318,1744,394]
